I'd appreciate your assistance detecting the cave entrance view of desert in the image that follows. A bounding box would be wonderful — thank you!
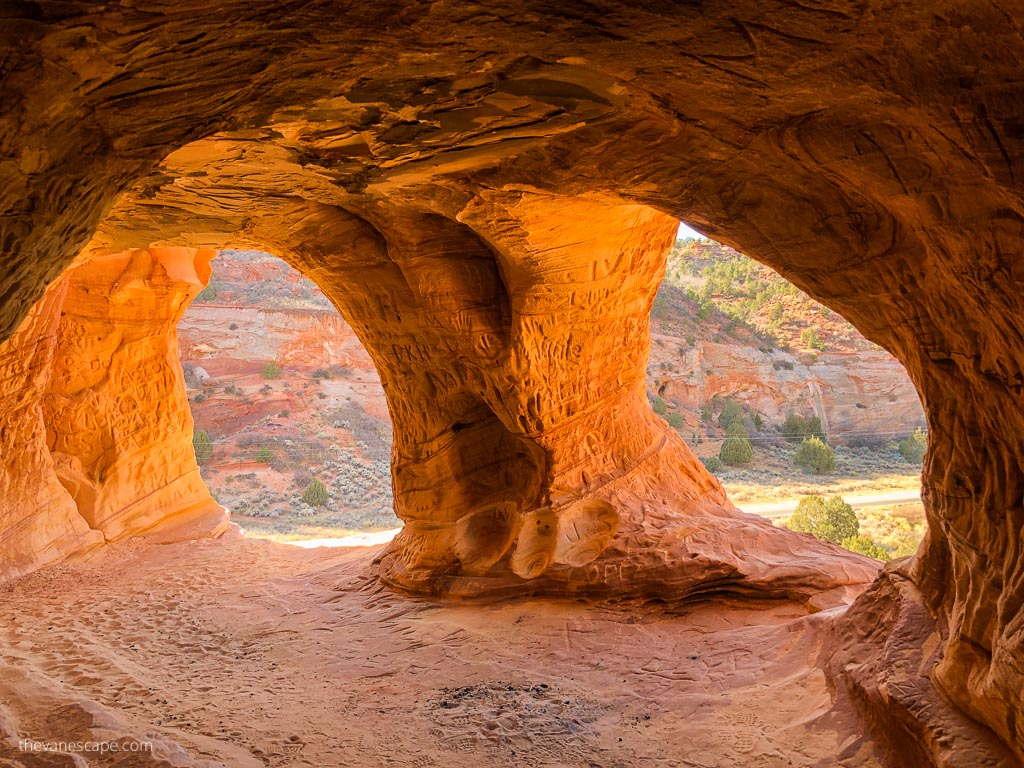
[3,8,1024,768]
[178,249,399,545]
[182,240,928,566]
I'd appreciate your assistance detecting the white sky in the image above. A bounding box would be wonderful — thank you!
[677,221,707,240]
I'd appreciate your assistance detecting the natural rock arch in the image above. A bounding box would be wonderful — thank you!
[1,3,1023,765]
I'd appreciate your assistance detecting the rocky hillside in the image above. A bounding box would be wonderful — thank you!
[648,239,925,454]
[177,251,396,536]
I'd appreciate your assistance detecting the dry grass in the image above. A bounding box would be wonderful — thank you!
[718,444,921,504]
[232,514,392,542]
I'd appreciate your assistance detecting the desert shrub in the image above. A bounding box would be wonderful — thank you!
[192,430,213,465]
[794,436,835,474]
[841,535,892,560]
[782,414,825,442]
[192,392,206,404]
[899,428,927,464]
[719,422,753,465]
[195,284,216,302]
[327,402,393,461]
[787,495,857,544]
[255,446,273,463]
[717,399,744,430]
[302,478,328,507]
[860,508,926,557]
[666,412,684,429]
[702,456,724,472]
[782,413,804,441]
[312,368,332,379]
[751,413,764,432]
[229,322,238,330]
[651,395,668,415]
[801,325,825,350]
[262,361,280,379]
[278,410,290,418]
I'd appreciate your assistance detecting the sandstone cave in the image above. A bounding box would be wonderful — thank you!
[1,3,1022,766]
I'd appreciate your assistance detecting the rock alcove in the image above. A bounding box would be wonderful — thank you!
[1,3,1023,765]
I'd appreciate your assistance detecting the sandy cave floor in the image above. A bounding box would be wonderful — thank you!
[0,534,882,768]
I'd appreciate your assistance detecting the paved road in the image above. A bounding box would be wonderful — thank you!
[739,491,922,519]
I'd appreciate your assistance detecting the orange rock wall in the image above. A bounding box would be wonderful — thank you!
[0,248,228,580]
[0,279,105,579]
[234,194,878,604]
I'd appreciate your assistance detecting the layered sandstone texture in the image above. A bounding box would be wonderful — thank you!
[1,2,1023,765]
[179,304,373,374]
[651,339,926,444]
[0,248,228,581]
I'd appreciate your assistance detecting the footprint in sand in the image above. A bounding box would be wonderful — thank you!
[722,709,768,755]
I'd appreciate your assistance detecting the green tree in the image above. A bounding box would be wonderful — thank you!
[717,399,744,430]
[719,422,753,465]
[666,412,684,429]
[788,495,858,544]
[192,430,213,466]
[702,455,724,473]
[841,535,892,560]
[302,478,328,507]
[794,436,835,474]
[801,325,825,350]
[262,361,280,379]
[651,396,668,415]
[195,284,216,302]
[255,446,273,463]
[899,428,927,464]
[782,414,825,443]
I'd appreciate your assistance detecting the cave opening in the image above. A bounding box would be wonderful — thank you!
[177,248,399,544]
[2,8,1023,760]
[646,222,928,562]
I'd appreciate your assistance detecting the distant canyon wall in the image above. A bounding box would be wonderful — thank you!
[178,304,376,375]
[652,338,925,443]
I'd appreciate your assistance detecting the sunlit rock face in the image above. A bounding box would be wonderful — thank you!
[1,3,1023,764]
[0,248,228,581]
[656,341,926,445]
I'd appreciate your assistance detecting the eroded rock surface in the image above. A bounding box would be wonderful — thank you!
[653,340,926,444]
[1,3,1023,765]
[0,248,228,581]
